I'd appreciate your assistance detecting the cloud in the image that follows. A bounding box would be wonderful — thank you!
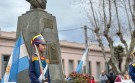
[47,0,85,29]
[0,0,29,31]
[0,0,86,43]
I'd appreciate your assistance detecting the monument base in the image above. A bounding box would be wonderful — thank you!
[17,9,64,83]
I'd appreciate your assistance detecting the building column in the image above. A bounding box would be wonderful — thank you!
[64,59,69,77]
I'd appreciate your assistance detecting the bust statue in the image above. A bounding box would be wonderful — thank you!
[26,0,47,10]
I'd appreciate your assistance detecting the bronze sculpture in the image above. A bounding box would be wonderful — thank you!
[26,0,47,10]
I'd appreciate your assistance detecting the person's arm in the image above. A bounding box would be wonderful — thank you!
[129,65,135,77]
[104,75,108,81]
[94,80,96,83]
[29,59,40,83]
[99,75,104,81]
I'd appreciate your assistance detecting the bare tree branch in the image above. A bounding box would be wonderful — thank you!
[123,0,132,35]
[89,0,98,27]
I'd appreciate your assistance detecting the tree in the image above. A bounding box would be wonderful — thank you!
[88,0,120,73]
[114,45,124,71]
[74,0,135,72]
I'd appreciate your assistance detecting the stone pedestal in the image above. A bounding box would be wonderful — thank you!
[16,9,64,83]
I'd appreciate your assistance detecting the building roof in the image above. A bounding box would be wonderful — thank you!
[60,40,110,52]
[0,31,16,40]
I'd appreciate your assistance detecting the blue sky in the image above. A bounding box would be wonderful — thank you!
[0,0,89,43]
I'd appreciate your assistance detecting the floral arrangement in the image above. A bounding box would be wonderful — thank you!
[68,72,90,83]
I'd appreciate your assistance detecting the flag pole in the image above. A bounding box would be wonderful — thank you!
[84,25,89,74]
[34,44,45,81]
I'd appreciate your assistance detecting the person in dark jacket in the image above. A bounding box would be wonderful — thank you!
[29,34,50,83]
[129,51,135,83]
[108,70,115,83]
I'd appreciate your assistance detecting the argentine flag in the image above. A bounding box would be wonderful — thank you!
[67,47,89,81]
[75,47,89,73]
[1,33,29,83]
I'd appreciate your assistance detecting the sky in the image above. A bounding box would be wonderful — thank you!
[0,0,89,43]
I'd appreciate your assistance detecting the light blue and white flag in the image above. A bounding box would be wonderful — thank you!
[67,47,89,81]
[75,47,89,73]
[1,33,29,83]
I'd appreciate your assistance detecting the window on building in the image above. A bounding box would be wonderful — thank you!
[105,62,109,74]
[96,62,101,79]
[62,59,65,73]
[2,55,10,77]
[78,60,80,64]
[89,61,91,75]
[68,60,74,73]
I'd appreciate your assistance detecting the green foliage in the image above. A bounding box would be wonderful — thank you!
[114,45,124,58]
[114,45,124,70]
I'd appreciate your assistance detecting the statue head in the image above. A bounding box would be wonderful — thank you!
[26,0,47,10]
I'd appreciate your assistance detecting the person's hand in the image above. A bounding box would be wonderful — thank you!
[46,59,50,63]
[42,78,48,83]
